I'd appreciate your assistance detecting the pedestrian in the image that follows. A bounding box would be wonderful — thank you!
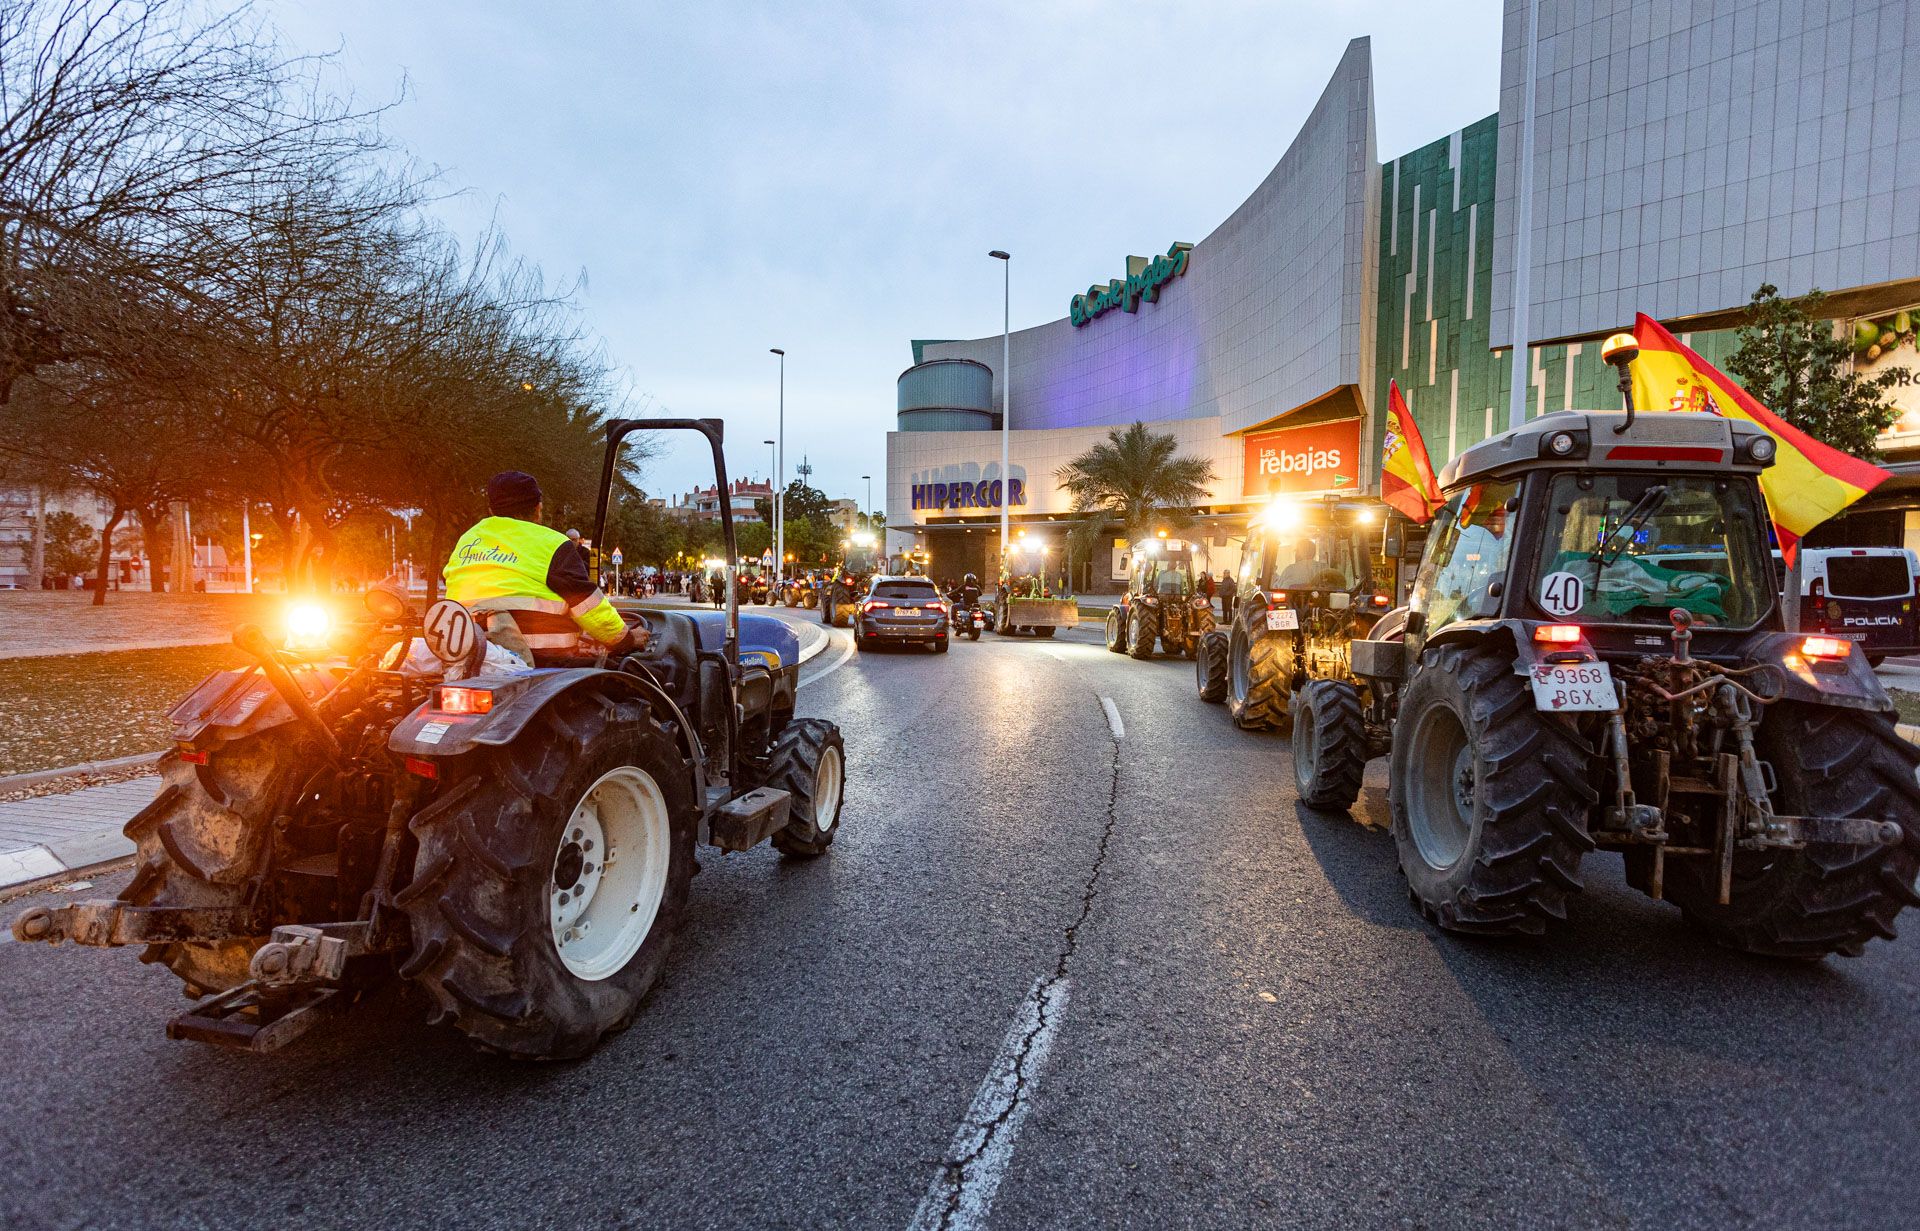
[1216,568,1237,619]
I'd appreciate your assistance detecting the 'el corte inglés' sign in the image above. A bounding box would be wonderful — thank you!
[1069,243,1192,327]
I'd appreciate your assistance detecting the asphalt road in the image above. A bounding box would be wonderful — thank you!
[3,609,1916,1230]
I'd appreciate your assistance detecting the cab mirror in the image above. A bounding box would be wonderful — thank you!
[1383,526,1405,559]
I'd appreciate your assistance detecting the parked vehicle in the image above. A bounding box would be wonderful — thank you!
[10,418,850,1057]
[1770,546,1920,666]
[1332,385,1919,957]
[853,576,950,653]
[1105,536,1215,659]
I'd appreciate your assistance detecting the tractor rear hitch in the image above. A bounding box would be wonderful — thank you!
[11,900,266,947]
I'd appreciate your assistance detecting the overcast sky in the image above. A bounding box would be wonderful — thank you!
[268,1,1503,510]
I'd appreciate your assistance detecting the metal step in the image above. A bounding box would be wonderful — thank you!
[707,786,792,852]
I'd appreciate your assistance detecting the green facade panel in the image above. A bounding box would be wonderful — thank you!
[1372,115,1744,475]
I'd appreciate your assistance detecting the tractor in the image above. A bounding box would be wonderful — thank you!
[10,419,848,1056]
[1105,535,1215,659]
[821,533,881,627]
[1305,374,1919,957]
[1195,500,1390,740]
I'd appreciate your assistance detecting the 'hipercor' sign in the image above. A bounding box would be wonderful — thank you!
[1069,243,1193,327]
[911,478,1027,511]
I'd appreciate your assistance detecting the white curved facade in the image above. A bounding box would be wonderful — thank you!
[918,38,1380,438]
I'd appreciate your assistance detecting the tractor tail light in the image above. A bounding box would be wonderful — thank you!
[1533,624,1583,644]
[1801,636,1852,659]
[1268,590,1290,605]
[432,686,493,715]
[1370,594,1391,607]
[405,756,440,780]
[177,748,210,765]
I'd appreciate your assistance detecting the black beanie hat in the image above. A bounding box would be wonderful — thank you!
[487,470,543,515]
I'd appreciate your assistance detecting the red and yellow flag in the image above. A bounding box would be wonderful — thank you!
[1381,379,1442,523]
[1627,313,1889,563]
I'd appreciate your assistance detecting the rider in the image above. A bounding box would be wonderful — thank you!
[957,572,982,612]
[444,470,644,663]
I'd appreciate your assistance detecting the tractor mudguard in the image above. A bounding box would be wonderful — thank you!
[389,668,705,779]
[1739,630,1892,713]
[169,665,340,747]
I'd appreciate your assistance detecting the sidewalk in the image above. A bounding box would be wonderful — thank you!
[0,604,835,893]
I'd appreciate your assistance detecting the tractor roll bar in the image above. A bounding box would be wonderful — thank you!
[594,417,739,665]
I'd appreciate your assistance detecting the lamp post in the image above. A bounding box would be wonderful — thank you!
[860,474,871,532]
[989,250,1011,579]
[769,348,786,585]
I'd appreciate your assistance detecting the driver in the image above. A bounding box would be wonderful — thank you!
[1275,539,1326,588]
[444,471,645,663]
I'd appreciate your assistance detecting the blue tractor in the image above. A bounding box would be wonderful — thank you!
[11,419,846,1058]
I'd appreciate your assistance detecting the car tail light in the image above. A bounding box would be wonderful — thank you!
[1533,624,1583,644]
[1801,636,1851,659]
[862,600,889,613]
[433,686,493,714]
[1809,578,1825,600]
[929,601,948,614]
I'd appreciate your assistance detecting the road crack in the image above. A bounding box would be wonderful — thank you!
[918,705,1123,1231]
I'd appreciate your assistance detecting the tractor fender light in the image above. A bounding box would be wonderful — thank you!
[432,686,493,715]
[1800,636,1851,659]
[1269,590,1290,605]
[405,756,440,780]
[178,748,210,765]
[1533,624,1584,644]
[1370,594,1391,607]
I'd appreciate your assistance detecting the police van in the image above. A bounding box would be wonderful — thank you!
[1774,546,1920,665]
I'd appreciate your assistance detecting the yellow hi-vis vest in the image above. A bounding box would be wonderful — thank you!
[443,516,624,649]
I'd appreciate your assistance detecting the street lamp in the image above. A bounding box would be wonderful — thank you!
[989,250,1011,580]
[770,348,786,586]
[860,474,871,532]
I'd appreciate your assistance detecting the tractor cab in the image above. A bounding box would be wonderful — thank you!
[1107,536,1214,659]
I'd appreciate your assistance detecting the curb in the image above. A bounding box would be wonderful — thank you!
[0,836,137,897]
[1901,723,1920,745]
[0,752,163,793]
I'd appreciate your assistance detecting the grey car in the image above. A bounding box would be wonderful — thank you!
[853,576,950,653]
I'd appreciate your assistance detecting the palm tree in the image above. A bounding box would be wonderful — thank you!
[1055,422,1215,586]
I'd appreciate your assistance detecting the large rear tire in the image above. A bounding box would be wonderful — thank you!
[1389,643,1597,935]
[1292,679,1368,811]
[1665,703,1920,958]
[1195,631,1229,703]
[1127,607,1156,659]
[1227,626,1290,730]
[123,732,302,996]
[767,718,847,858]
[398,689,694,1059]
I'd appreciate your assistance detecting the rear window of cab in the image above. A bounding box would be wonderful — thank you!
[872,582,938,600]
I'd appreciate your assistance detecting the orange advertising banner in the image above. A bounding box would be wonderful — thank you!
[1243,418,1361,497]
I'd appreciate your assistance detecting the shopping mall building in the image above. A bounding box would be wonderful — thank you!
[885,3,1920,590]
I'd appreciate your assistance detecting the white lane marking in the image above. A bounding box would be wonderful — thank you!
[798,628,857,690]
[1100,696,1124,740]
[906,976,1071,1231]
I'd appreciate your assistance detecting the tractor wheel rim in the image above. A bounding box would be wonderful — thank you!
[551,765,671,980]
[812,744,844,832]
[1407,704,1473,870]
[1292,700,1318,793]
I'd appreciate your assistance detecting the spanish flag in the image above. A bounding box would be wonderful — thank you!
[1381,380,1441,523]
[1628,313,1889,563]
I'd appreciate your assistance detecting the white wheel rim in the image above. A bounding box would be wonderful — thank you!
[812,745,844,832]
[550,765,671,980]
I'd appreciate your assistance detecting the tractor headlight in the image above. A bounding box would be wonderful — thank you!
[1747,435,1778,463]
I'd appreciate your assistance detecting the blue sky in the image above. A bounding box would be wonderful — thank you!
[269,1,1503,509]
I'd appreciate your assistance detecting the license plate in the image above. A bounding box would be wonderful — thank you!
[1529,662,1620,712]
[1266,609,1299,631]
[896,607,919,617]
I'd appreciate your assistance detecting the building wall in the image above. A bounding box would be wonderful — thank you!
[919,37,1379,438]
[1490,0,1920,348]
